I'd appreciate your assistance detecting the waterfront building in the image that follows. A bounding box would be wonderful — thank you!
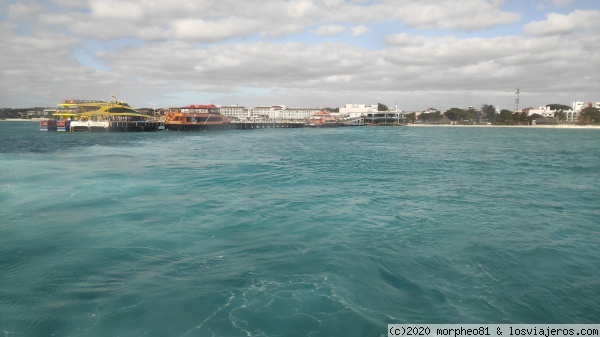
[572,101,586,112]
[570,101,600,122]
[338,103,405,124]
[247,105,319,120]
[339,104,379,118]
[43,108,57,116]
[527,106,559,118]
[364,111,405,125]
[273,107,320,120]
[528,106,577,122]
[250,105,284,119]
[572,101,600,111]
[19,110,38,118]
[219,105,248,120]
[407,108,441,118]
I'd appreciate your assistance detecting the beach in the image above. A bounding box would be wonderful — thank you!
[406,123,600,129]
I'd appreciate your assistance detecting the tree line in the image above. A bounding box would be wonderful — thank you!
[0,107,48,119]
[400,104,600,125]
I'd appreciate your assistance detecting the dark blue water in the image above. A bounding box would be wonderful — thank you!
[1,122,599,336]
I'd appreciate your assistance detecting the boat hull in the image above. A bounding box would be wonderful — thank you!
[39,119,57,131]
[304,123,339,128]
[68,120,162,132]
[164,122,231,131]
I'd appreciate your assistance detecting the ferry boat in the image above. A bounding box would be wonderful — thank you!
[164,105,231,131]
[39,95,162,132]
[39,119,57,132]
[305,110,339,127]
[39,112,76,132]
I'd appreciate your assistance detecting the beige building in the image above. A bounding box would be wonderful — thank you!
[339,104,379,118]
[246,105,318,120]
[273,107,320,120]
[219,105,248,120]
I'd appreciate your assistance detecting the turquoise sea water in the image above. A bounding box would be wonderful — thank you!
[1,122,599,337]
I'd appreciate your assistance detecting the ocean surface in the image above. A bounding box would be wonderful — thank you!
[1,122,599,337]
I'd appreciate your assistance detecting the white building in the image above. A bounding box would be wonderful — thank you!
[250,105,284,119]
[572,101,587,112]
[219,105,248,120]
[413,108,439,117]
[273,108,319,120]
[572,101,600,111]
[339,104,379,118]
[43,108,57,116]
[528,106,579,122]
[527,106,559,118]
[247,105,319,120]
[570,101,600,122]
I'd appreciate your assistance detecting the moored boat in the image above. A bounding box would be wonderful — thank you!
[53,112,78,132]
[164,105,231,131]
[304,110,339,127]
[40,95,162,132]
[39,119,57,131]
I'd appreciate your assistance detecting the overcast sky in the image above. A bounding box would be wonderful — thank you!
[1,0,599,110]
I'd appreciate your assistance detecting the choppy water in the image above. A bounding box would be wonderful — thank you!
[1,122,599,337]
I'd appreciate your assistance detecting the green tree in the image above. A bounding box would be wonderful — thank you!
[546,104,571,111]
[529,113,543,119]
[466,107,479,123]
[405,112,416,124]
[554,110,567,122]
[513,111,530,125]
[494,109,514,125]
[444,108,461,121]
[481,104,496,121]
[419,110,442,122]
[578,107,600,125]
[378,103,389,111]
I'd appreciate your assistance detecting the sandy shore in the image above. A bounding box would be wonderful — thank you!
[406,123,600,129]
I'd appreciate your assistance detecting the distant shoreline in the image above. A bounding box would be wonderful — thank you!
[0,118,44,122]
[405,124,600,129]
[3,118,600,129]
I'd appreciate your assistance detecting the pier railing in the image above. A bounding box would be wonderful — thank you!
[229,121,304,129]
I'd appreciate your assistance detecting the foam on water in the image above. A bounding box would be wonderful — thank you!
[1,122,599,336]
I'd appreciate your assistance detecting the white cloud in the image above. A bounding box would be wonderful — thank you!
[321,0,520,31]
[524,10,600,36]
[90,0,145,21]
[0,0,598,110]
[321,0,344,7]
[551,0,574,6]
[315,25,346,36]
[8,0,522,43]
[392,0,520,31]
[286,0,319,18]
[87,31,597,107]
[8,1,45,18]
[169,17,260,42]
[351,25,370,36]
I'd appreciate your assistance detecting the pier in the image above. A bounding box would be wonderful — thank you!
[228,121,304,129]
[68,120,164,132]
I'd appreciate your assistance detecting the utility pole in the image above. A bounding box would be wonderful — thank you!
[148,102,157,120]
